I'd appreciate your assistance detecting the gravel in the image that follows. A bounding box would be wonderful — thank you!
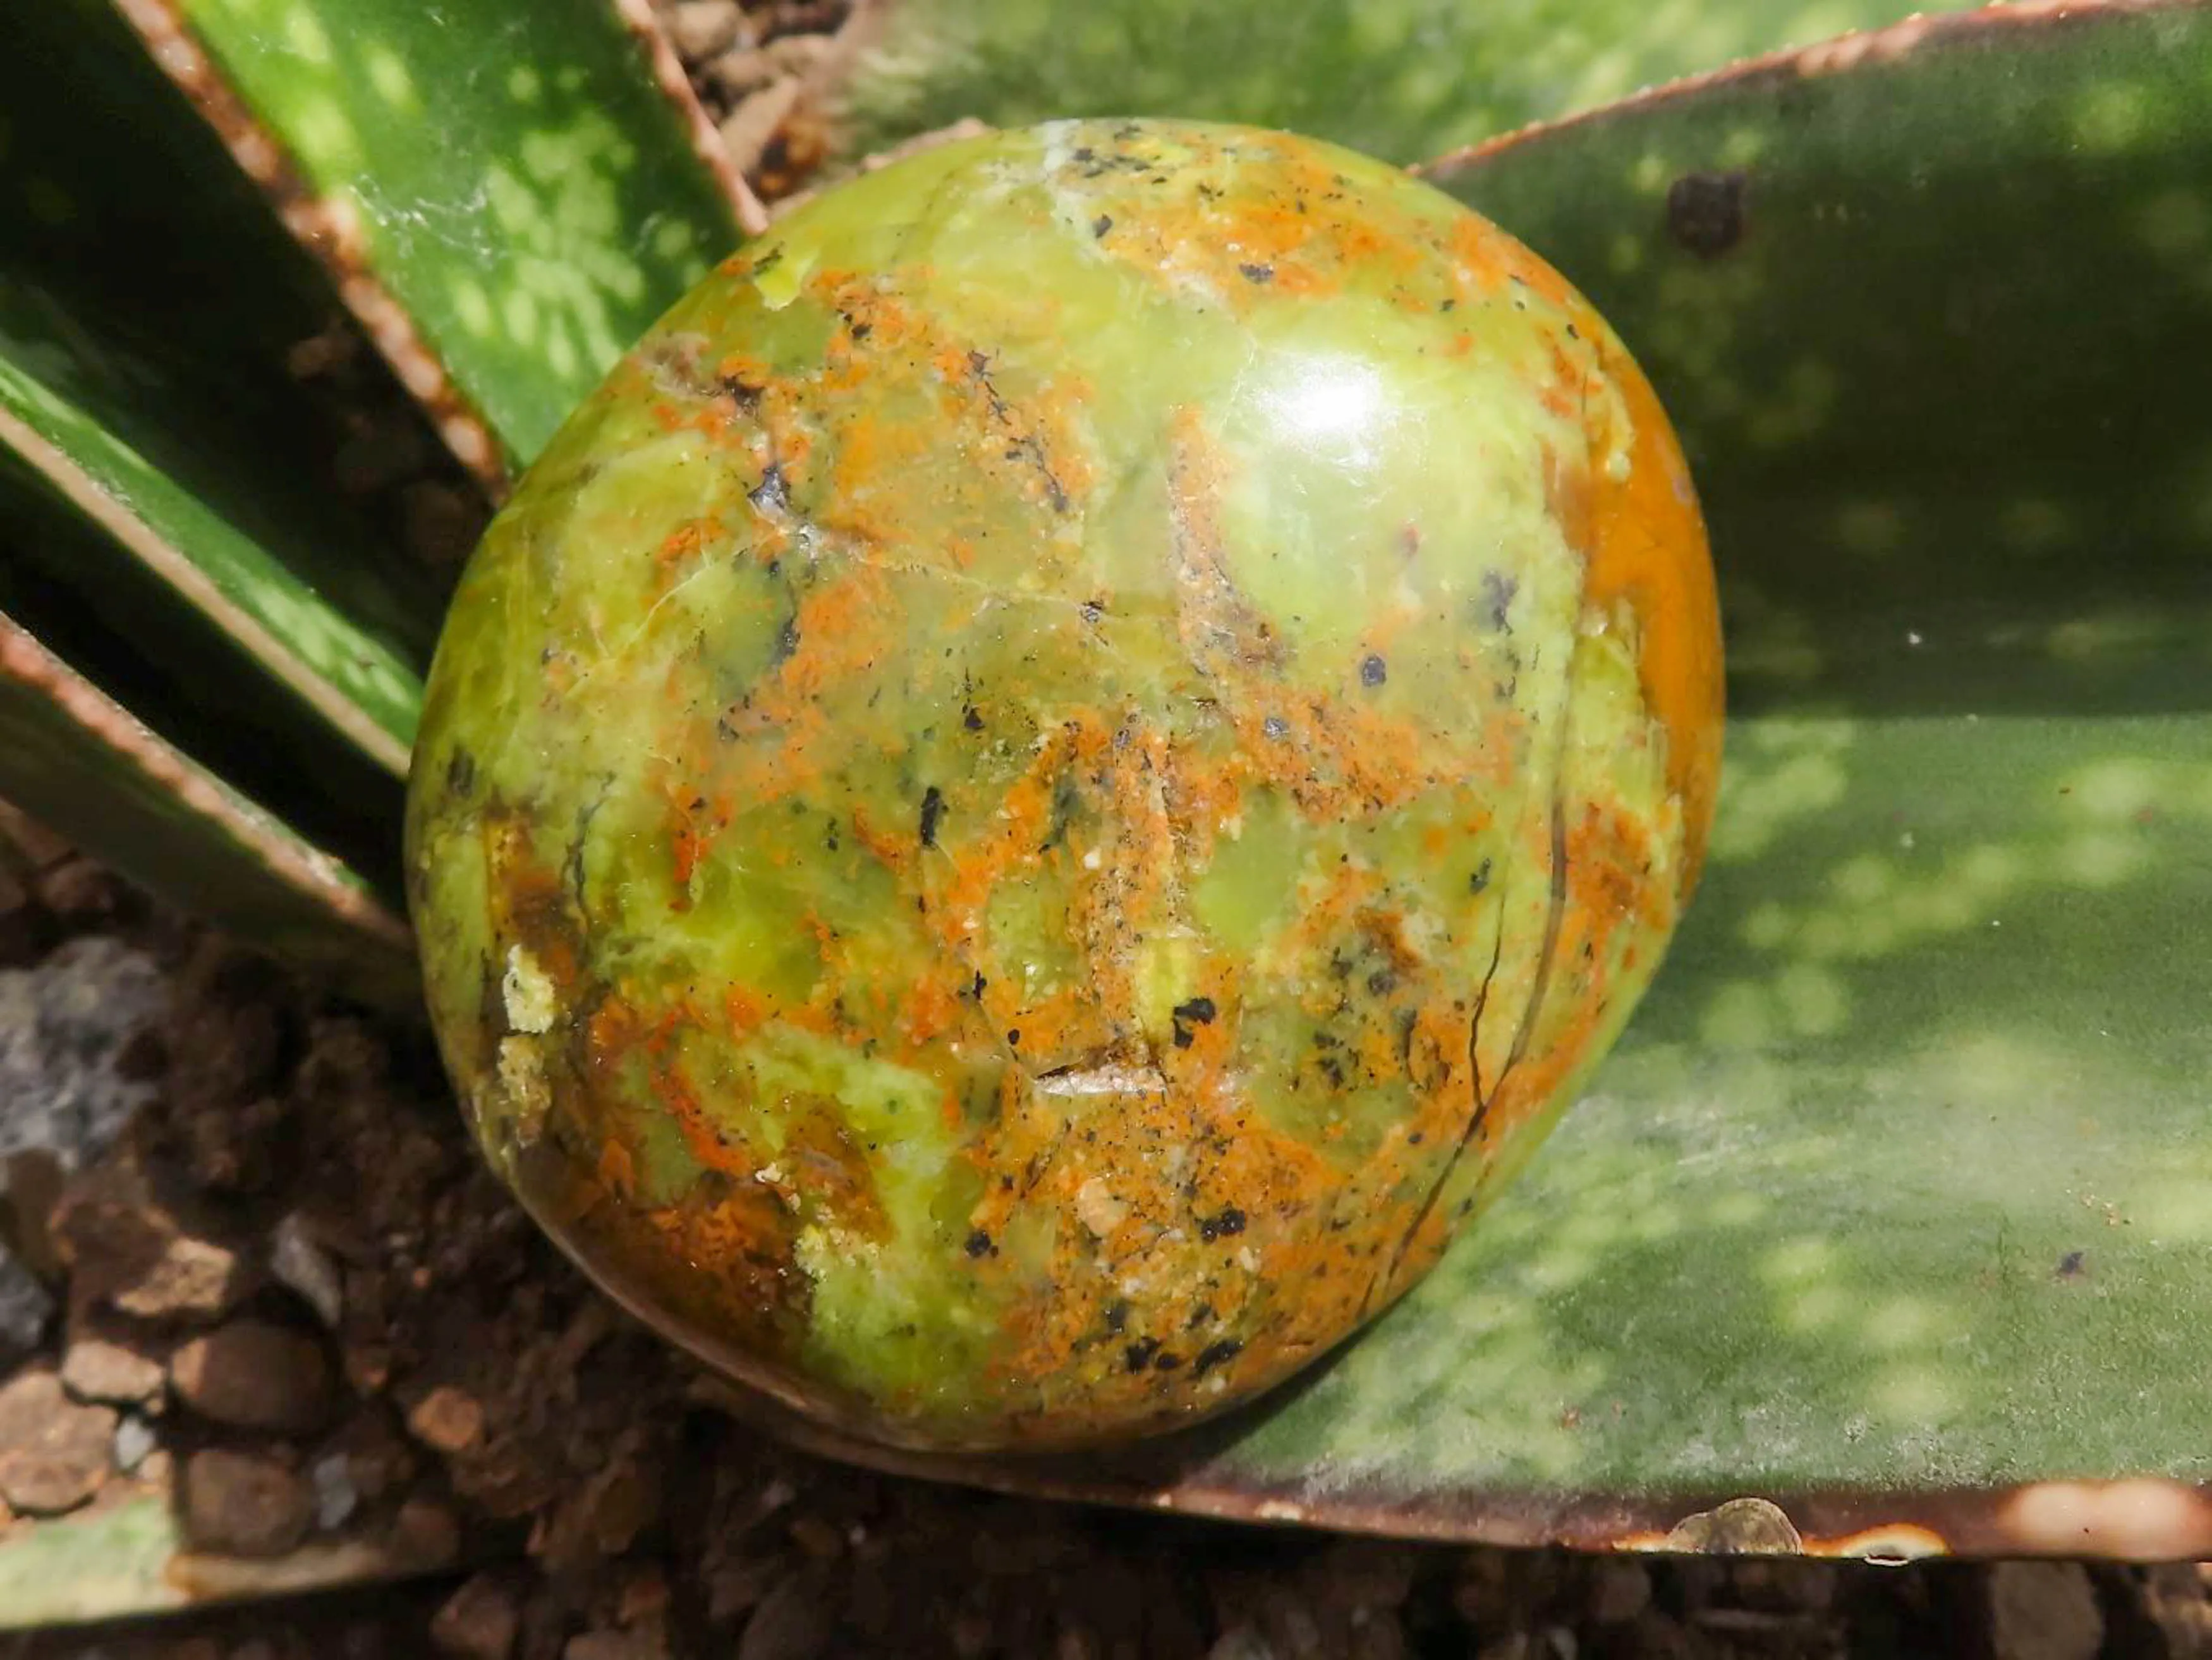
[0,936,164,1174]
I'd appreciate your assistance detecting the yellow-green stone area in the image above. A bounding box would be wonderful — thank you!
[404,119,1724,1451]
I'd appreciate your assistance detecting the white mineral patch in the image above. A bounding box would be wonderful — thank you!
[501,944,557,1034]
[1075,1178,1129,1236]
[494,1036,549,1140]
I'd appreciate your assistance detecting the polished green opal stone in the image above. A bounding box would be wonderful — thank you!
[404,119,1723,1451]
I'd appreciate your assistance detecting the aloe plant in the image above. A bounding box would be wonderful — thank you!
[7,0,2212,1619]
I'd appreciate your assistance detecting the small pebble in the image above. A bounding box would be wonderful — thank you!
[407,1384,487,1453]
[311,1451,360,1528]
[0,1370,114,1515]
[115,1233,250,1321]
[666,0,751,61]
[765,32,833,77]
[183,1448,312,1558]
[269,1212,344,1327]
[112,1413,157,1474]
[169,1319,333,1434]
[61,1327,167,1409]
[433,1572,522,1660]
[0,937,164,1171]
[432,1572,521,1660]
[704,46,774,102]
[50,1140,254,1321]
[719,78,804,171]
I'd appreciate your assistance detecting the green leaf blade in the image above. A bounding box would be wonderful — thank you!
[839,0,1982,168]
[0,610,415,1007]
[161,0,750,468]
[0,281,428,776]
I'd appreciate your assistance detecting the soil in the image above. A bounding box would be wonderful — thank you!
[656,0,863,202]
[11,3,2212,1654]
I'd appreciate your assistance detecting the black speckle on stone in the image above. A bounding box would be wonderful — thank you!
[1104,1300,1131,1334]
[445,747,477,797]
[1263,714,1289,740]
[1360,653,1388,688]
[1198,1206,1247,1242]
[2057,1249,2087,1279]
[963,704,985,733]
[1186,1302,1215,1329]
[1366,969,1396,996]
[1193,1338,1243,1377]
[773,615,800,663]
[1469,857,1493,895]
[748,462,789,514]
[1481,570,1519,632]
[1040,772,1083,855]
[1092,214,1113,238]
[1667,170,1749,259]
[971,972,988,998]
[1080,599,1105,625]
[1006,1028,1021,1047]
[919,785,945,848]
[1123,1337,1160,1372]
[1171,996,1217,1049]
[1239,262,1275,284]
[1153,1350,1182,1371]
[964,1230,996,1259]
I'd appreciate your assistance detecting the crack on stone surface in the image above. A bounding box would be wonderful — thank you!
[1165,422,1288,699]
[965,348,1071,513]
[1029,1059,1171,1098]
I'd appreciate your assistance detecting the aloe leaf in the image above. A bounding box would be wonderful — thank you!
[837,0,1978,168]
[0,276,430,780]
[0,1,454,991]
[1423,0,2212,721]
[0,611,415,1008]
[10,0,337,348]
[3,1,454,767]
[117,0,752,475]
[731,3,2212,1556]
[0,1492,459,1629]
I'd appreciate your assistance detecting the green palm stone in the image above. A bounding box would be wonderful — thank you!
[404,118,1723,1451]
